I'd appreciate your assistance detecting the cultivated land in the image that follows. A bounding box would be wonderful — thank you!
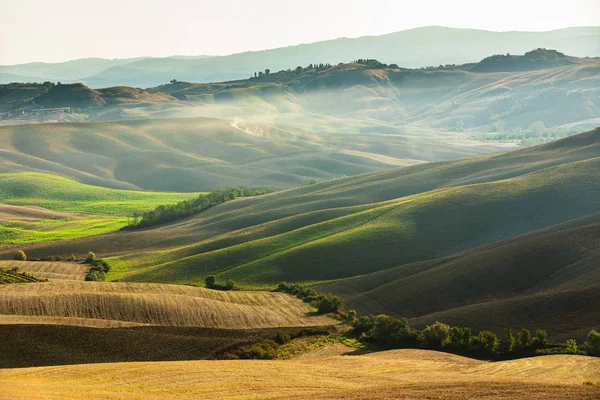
[1,346,599,399]
[2,128,599,339]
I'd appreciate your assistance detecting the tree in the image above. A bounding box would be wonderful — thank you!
[529,121,546,138]
[471,330,499,355]
[204,275,216,289]
[534,329,548,348]
[500,328,516,353]
[582,330,600,356]
[566,339,578,354]
[85,251,96,264]
[518,328,532,348]
[295,66,303,73]
[265,69,270,75]
[421,321,451,349]
[13,250,26,261]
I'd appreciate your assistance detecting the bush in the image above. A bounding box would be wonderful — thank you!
[204,275,235,291]
[583,330,600,356]
[68,253,76,262]
[518,328,532,348]
[274,332,291,345]
[500,328,516,353]
[317,294,343,314]
[85,271,106,281]
[13,250,26,261]
[566,339,578,354]
[84,252,96,264]
[421,321,451,349]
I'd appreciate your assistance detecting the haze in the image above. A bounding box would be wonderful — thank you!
[1,0,599,65]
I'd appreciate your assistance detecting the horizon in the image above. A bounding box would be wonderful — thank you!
[1,0,599,65]
[2,24,599,67]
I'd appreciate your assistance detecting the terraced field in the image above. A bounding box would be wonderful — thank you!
[1,346,598,399]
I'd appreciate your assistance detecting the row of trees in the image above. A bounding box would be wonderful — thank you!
[83,252,111,281]
[351,314,600,358]
[250,62,334,80]
[124,187,274,230]
[276,282,343,314]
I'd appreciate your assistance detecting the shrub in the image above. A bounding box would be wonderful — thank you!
[342,309,357,323]
[317,294,343,314]
[84,252,96,264]
[67,253,76,262]
[353,315,376,336]
[518,328,532,348]
[566,339,578,354]
[421,321,451,349]
[85,271,106,281]
[274,332,291,345]
[583,330,600,356]
[204,275,216,289]
[13,250,26,261]
[500,328,516,353]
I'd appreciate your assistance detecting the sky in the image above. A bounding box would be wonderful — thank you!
[1,0,599,65]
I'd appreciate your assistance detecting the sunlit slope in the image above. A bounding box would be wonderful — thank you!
[0,172,198,215]
[0,280,331,328]
[1,347,599,399]
[0,260,87,280]
[319,214,600,340]
[0,117,507,191]
[5,129,599,287]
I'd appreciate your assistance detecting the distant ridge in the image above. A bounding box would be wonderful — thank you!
[1,26,598,87]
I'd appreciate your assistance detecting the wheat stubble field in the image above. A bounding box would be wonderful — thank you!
[1,346,599,400]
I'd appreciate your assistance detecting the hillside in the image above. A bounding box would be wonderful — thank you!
[0,118,505,191]
[1,347,598,399]
[3,26,597,87]
[319,214,600,340]
[2,128,598,338]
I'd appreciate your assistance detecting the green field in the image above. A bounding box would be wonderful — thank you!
[0,172,199,244]
[0,172,199,215]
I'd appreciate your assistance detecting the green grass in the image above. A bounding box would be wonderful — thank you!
[0,217,128,244]
[0,172,199,216]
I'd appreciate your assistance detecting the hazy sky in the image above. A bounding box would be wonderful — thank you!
[1,0,598,65]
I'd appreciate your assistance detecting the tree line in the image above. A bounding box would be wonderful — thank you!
[123,187,274,230]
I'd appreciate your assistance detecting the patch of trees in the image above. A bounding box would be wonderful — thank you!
[250,62,333,80]
[204,275,235,291]
[350,315,600,358]
[84,252,110,281]
[353,59,399,69]
[472,48,569,73]
[123,187,274,230]
[275,282,344,314]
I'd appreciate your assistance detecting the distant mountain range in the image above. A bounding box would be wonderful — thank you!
[1,26,598,88]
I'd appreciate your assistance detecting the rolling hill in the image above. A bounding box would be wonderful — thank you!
[0,117,506,191]
[2,26,597,87]
[2,128,598,338]
[1,346,598,399]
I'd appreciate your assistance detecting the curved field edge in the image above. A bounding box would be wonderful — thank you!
[0,280,333,329]
[0,347,598,399]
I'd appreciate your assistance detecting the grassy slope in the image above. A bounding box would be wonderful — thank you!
[319,214,600,340]
[5,128,599,285]
[0,172,198,215]
[0,172,198,244]
[1,347,598,399]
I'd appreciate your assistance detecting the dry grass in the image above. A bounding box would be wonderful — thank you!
[0,260,87,280]
[0,281,333,329]
[1,346,598,399]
